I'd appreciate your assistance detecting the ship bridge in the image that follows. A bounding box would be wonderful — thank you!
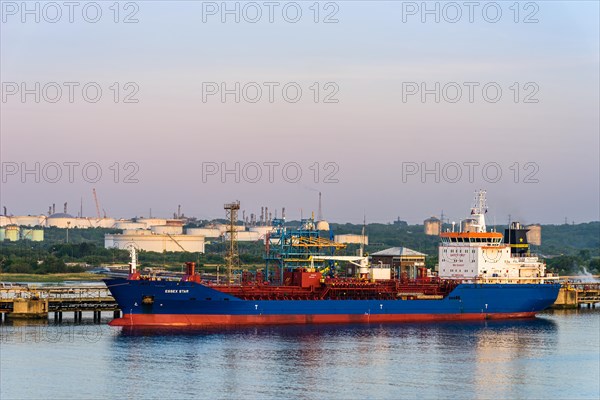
[440,232,504,246]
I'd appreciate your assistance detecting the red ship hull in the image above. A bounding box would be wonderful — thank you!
[109,311,537,327]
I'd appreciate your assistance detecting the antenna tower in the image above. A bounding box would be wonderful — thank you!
[224,201,241,284]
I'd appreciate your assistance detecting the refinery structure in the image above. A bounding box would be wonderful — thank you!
[0,191,374,254]
[1,191,543,266]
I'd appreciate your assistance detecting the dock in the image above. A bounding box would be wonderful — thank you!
[0,285,120,322]
[553,282,600,309]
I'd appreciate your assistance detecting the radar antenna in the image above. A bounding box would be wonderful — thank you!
[470,190,488,232]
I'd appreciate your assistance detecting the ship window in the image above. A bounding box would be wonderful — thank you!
[205,297,212,301]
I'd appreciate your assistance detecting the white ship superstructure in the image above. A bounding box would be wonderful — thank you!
[438,190,553,283]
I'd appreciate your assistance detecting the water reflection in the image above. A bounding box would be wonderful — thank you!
[2,313,597,400]
[113,318,558,339]
[108,318,561,399]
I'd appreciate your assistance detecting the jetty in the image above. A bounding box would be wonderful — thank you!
[553,282,600,309]
[0,284,119,322]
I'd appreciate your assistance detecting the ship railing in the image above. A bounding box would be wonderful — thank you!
[473,276,560,284]
[510,255,543,262]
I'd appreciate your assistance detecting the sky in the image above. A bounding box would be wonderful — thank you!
[1,1,599,225]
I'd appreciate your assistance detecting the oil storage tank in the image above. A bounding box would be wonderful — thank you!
[151,225,183,235]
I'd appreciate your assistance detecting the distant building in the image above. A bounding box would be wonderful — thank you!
[424,217,441,236]
[370,247,426,279]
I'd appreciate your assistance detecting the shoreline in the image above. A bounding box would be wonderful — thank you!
[0,273,105,283]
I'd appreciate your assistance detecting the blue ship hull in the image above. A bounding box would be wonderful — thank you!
[104,278,561,327]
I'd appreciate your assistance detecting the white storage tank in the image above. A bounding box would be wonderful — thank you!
[334,234,369,245]
[424,217,441,236]
[136,218,168,228]
[186,228,221,238]
[105,232,205,253]
[316,220,330,231]
[214,224,245,233]
[249,226,273,236]
[114,221,147,230]
[224,231,260,241]
[151,225,183,235]
[122,229,151,235]
[14,215,44,227]
[20,228,44,241]
[91,218,116,228]
[4,225,19,241]
[46,214,83,228]
[526,224,542,246]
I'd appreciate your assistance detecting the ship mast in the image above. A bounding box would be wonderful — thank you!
[470,190,488,233]
[127,244,137,275]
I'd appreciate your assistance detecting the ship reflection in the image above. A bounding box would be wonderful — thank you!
[111,317,559,398]
[113,317,557,339]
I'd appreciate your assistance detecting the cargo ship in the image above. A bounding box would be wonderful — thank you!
[105,192,560,327]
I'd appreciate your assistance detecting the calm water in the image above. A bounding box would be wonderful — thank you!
[1,310,599,400]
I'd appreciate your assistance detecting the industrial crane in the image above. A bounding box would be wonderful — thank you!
[92,188,106,218]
